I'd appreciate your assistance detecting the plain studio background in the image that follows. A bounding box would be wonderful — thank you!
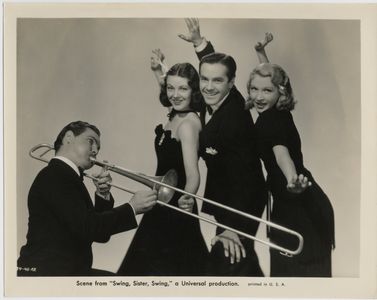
[17,18,360,277]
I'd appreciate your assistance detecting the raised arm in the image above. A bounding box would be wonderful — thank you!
[273,145,312,193]
[150,48,169,87]
[254,32,273,64]
[178,18,204,47]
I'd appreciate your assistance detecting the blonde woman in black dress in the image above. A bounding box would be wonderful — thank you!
[248,35,335,276]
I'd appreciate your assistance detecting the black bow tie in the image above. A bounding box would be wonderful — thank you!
[78,167,85,181]
[206,105,213,116]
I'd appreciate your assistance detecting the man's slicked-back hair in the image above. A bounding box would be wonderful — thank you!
[54,121,100,152]
[199,52,237,81]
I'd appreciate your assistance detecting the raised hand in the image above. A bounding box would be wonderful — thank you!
[150,48,165,71]
[178,18,203,47]
[211,230,246,264]
[254,32,273,51]
[287,174,312,194]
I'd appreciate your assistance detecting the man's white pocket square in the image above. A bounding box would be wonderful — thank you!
[205,147,218,155]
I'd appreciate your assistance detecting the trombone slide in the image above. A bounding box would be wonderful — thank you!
[29,143,304,256]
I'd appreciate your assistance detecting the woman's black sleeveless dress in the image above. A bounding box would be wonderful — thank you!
[117,124,209,276]
[255,108,335,277]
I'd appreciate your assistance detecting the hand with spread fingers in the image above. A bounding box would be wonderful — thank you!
[178,18,203,47]
[150,48,165,71]
[254,32,273,64]
[150,48,169,86]
[287,174,312,194]
[211,230,246,264]
[254,32,273,51]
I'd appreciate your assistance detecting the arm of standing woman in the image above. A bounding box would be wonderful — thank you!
[246,33,274,110]
[176,118,201,213]
[254,32,273,64]
[273,145,312,193]
[150,49,169,87]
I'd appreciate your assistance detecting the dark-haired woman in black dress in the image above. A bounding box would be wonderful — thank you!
[117,50,208,276]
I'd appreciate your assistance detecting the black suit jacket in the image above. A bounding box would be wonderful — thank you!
[198,42,268,235]
[17,159,137,276]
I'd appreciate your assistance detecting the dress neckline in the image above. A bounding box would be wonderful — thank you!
[155,124,180,145]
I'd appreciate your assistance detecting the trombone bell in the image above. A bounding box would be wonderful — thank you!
[89,158,178,204]
[153,169,178,203]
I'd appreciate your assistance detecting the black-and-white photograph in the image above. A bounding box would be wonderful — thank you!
[4,3,377,298]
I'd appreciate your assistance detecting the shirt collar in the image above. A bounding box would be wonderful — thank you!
[53,156,80,177]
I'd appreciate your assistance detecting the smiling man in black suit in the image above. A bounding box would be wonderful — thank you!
[179,19,268,276]
[17,121,157,276]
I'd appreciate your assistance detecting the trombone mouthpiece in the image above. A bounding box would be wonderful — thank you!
[90,158,115,170]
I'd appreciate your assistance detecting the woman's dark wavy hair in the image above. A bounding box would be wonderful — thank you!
[159,63,205,112]
[54,121,100,152]
[246,63,296,111]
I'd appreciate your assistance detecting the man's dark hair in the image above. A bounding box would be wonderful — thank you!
[159,62,205,112]
[54,121,100,152]
[199,52,237,81]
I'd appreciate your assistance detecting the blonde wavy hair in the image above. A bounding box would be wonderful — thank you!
[246,63,296,111]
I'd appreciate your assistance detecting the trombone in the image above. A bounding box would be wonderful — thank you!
[29,143,304,256]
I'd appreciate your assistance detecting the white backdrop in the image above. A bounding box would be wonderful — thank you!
[16,18,360,277]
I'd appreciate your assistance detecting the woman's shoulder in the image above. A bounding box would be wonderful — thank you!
[257,108,294,135]
[182,112,201,128]
[177,113,201,139]
[260,108,292,122]
[186,111,201,122]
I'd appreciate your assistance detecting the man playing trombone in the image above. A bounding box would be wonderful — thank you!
[17,121,157,276]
